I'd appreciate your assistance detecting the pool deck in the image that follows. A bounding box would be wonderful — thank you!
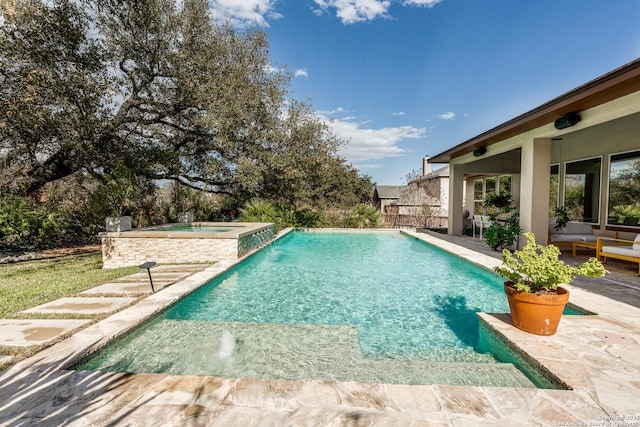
[1,229,640,425]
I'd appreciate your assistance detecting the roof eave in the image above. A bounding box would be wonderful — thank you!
[430,58,640,163]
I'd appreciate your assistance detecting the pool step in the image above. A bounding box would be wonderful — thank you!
[78,321,536,388]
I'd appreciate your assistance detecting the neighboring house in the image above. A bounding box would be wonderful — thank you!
[377,157,451,229]
[373,185,403,213]
[429,58,640,245]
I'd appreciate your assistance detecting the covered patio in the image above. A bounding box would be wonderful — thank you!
[431,58,640,250]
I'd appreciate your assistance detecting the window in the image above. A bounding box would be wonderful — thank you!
[564,157,601,223]
[482,177,496,215]
[485,177,497,197]
[607,151,640,227]
[549,164,559,216]
[472,175,512,215]
[473,179,483,214]
[499,175,512,196]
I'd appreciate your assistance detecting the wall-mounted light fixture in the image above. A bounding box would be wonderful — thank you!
[473,146,487,157]
[554,113,581,130]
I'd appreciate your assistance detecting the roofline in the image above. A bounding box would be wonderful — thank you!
[430,58,640,163]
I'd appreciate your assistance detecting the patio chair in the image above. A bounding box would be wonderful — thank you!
[472,215,492,239]
[597,234,640,275]
[548,221,597,248]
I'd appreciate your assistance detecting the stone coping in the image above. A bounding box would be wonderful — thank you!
[98,222,273,240]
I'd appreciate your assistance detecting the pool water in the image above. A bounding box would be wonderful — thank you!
[160,224,237,232]
[77,231,552,387]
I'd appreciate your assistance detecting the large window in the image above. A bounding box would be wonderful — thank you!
[473,179,483,214]
[564,157,601,223]
[472,175,512,215]
[499,175,512,196]
[607,150,640,227]
[549,164,559,216]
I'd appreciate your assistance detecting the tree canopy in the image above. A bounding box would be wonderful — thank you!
[0,0,373,207]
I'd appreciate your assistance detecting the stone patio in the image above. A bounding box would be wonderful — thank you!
[0,232,639,425]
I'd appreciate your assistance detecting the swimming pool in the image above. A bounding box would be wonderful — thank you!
[79,230,549,387]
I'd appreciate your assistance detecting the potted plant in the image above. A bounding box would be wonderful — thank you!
[494,232,606,335]
[482,192,521,250]
[553,206,570,231]
[484,212,521,251]
[483,192,512,212]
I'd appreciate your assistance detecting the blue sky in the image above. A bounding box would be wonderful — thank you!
[209,0,640,185]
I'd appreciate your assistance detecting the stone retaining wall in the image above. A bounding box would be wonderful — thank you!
[100,223,274,268]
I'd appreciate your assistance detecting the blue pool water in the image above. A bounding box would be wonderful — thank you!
[167,231,509,358]
[160,224,236,232]
[77,231,552,387]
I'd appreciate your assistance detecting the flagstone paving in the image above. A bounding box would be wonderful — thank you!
[0,319,93,347]
[1,233,639,425]
[115,271,195,282]
[80,281,171,295]
[0,264,207,349]
[21,297,138,316]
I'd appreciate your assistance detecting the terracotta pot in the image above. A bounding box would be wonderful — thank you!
[503,282,569,336]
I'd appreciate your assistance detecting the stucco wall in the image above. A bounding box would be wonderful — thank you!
[551,111,640,230]
[551,112,640,163]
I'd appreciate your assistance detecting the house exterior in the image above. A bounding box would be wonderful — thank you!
[396,161,450,229]
[430,58,640,245]
[373,185,403,213]
[376,157,450,229]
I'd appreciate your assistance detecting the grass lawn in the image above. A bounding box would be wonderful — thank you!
[0,253,138,318]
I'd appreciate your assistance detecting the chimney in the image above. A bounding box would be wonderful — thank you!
[422,156,431,176]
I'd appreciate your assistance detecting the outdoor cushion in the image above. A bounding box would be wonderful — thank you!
[633,234,640,250]
[552,234,598,243]
[549,222,595,243]
[549,222,562,233]
[600,245,640,258]
[562,222,593,235]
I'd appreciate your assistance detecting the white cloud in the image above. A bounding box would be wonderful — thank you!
[313,0,391,24]
[318,112,426,163]
[265,64,281,74]
[403,0,442,7]
[266,64,308,78]
[207,0,443,27]
[209,0,282,27]
[438,111,455,120]
[356,163,385,169]
[318,106,350,115]
[392,111,406,116]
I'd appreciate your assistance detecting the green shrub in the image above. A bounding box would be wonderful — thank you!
[238,200,278,223]
[609,204,640,225]
[0,195,63,251]
[495,232,606,293]
[291,208,328,228]
[484,213,521,251]
[345,204,381,228]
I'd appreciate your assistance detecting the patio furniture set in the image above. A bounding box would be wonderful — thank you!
[471,217,639,275]
[548,221,640,276]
